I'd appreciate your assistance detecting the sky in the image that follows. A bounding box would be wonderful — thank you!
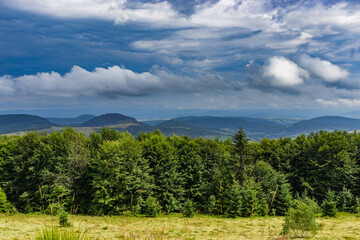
[1,0,360,118]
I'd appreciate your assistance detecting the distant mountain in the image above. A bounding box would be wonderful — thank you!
[5,113,360,140]
[173,116,283,139]
[282,116,360,136]
[140,119,166,126]
[0,114,55,134]
[115,119,232,139]
[80,113,138,127]
[47,114,96,126]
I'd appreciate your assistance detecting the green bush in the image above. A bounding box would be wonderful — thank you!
[182,199,196,218]
[45,203,63,215]
[132,197,144,216]
[206,195,217,215]
[0,187,10,213]
[281,200,318,238]
[300,195,320,214]
[337,187,355,212]
[0,187,15,213]
[165,195,178,214]
[254,197,269,217]
[143,196,161,217]
[59,211,71,227]
[321,190,338,217]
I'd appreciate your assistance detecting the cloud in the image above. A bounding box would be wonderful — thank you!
[316,98,360,107]
[263,56,309,87]
[0,65,242,98]
[0,76,16,95]
[1,0,186,28]
[297,54,349,82]
[247,56,309,91]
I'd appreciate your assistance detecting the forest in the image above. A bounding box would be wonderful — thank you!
[0,127,359,218]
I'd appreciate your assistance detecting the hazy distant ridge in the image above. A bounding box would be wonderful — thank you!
[3,113,360,139]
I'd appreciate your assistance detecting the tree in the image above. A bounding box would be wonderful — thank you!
[232,128,251,182]
[272,175,293,216]
[282,200,318,238]
[90,133,152,215]
[337,187,355,212]
[206,195,217,215]
[182,199,196,218]
[321,190,338,217]
[143,196,161,217]
[225,184,242,218]
[0,187,11,213]
[165,195,178,214]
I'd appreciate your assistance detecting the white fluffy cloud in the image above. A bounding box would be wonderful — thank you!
[297,54,349,82]
[262,56,309,87]
[1,0,185,27]
[316,98,360,107]
[0,76,16,95]
[0,65,242,98]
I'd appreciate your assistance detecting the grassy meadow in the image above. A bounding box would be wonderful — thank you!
[0,213,359,240]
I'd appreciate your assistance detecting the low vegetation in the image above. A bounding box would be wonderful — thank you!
[0,213,359,239]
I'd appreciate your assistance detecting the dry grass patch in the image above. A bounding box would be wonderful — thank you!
[0,213,359,239]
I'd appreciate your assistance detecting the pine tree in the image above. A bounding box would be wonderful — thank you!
[226,184,242,218]
[182,199,196,218]
[0,187,10,213]
[321,190,338,217]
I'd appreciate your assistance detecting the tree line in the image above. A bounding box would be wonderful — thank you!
[0,127,359,217]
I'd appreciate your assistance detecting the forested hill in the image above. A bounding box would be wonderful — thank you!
[0,114,54,133]
[0,128,359,217]
[4,113,360,140]
[47,114,96,126]
[79,113,138,127]
[283,116,360,134]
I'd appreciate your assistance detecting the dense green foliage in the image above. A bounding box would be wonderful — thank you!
[282,200,318,238]
[0,127,359,217]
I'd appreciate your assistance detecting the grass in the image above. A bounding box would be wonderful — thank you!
[0,213,359,239]
[27,226,89,240]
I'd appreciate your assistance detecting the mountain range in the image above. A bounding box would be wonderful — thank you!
[2,113,360,140]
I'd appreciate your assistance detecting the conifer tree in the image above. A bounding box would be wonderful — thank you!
[321,190,338,217]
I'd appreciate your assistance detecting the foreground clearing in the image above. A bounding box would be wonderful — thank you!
[0,213,359,239]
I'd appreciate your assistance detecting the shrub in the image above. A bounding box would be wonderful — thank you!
[300,195,320,214]
[143,196,161,217]
[321,190,338,217]
[281,200,318,238]
[0,187,16,213]
[165,195,178,214]
[45,203,63,215]
[182,199,196,218]
[59,211,71,227]
[206,195,217,215]
[337,187,355,212]
[353,197,360,214]
[254,197,269,217]
[132,197,144,216]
